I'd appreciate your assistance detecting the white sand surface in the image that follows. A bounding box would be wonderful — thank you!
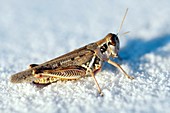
[0,0,170,113]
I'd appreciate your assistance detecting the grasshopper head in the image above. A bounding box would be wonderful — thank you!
[96,8,128,61]
[107,33,120,58]
[96,33,119,61]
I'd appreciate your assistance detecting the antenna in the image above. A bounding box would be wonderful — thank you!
[120,31,130,37]
[117,8,128,34]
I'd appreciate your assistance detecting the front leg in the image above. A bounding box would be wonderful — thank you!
[107,59,134,80]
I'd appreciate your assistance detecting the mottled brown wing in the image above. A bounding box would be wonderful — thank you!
[10,43,98,83]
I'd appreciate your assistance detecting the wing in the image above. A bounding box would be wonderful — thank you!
[10,43,98,83]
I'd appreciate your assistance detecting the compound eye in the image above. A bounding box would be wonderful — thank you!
[110,34,119,50]
[110,34,118,44]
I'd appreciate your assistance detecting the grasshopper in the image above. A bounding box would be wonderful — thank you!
[10,9,134,96]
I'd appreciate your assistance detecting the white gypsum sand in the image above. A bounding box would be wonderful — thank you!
[0,0,170,113]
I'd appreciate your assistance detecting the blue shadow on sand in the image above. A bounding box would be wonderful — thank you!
[102,35,170,73]
[119,35,170,60]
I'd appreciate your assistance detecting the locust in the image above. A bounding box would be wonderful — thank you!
[10,9,134,96]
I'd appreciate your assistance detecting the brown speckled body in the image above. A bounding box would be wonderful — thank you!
[10,9,134,95]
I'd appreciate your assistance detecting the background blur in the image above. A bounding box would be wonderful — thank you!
[0,0,170,113]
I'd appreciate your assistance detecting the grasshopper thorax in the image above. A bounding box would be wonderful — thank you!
[96,33,119,61]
